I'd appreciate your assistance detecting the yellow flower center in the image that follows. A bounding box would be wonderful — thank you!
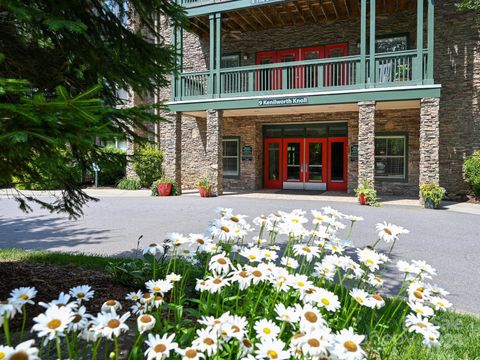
[19,294,29,300]
[10,352,29,360]
[196,239,205,244]
[239,271,248,278]
[221,226,230,233]
[304,311,318,323]
[77,292,85,299]
[414,291,423,299]
[0,352,5,360]
[437,301,445,307]
[344,340,358,352]
[47,319,62,330]
[149,243,157,247]
[213,279,222,285]
[243,339,253,348]
[185,349,198,358]
[297,281,305,287]
[73,314,82,323]
[263,328,271,334]
[106,300,116,306]
[267,350,278,359]
[366,259,374,265]
[417,322,427,329]
[292,219,299,223]
[356,297,364,304]
[373,294,384,302]
[231,216,239,222]
[249,255,256,260]
[140,315,152,323]
[384,227,392,235]
[154,344,167,353]
[307,338,320,347]
[252,270,262,277]
[153,287,161,292]
[232,325,240,333]
[107,319,120,329]
[203,338,215,345]
[321,298,330,306]
[302,247,311,253]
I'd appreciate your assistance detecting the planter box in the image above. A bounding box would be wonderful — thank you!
[424,197,440,209]
[199,187,211,198]
[358,193,368,205]
[157,183,173,196]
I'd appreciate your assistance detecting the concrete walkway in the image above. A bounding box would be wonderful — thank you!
[0,188,479,313]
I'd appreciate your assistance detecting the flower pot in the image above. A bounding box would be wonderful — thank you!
[157,183,172,196]
[424,197,439,209]
[359,193,368,205]
[199,187,211,198]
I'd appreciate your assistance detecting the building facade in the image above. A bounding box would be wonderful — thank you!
[143,0,479,198]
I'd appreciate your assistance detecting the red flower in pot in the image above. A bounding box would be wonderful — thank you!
[196,177,212,198]
[156,177,175,196]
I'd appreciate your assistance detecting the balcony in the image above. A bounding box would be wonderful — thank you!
[173,50,429,101]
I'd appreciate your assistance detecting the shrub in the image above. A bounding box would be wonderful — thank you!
[133,144,164,187]
[354,180,380,206]
[463,151,480,199]
[116,177,142,190]
[420,182,446,207]
[95,146,127,186]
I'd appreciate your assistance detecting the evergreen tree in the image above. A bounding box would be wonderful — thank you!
[0,0,186,218]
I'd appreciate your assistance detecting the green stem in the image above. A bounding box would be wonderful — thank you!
[56,335,63,360]
[20,305,27,342]
[3,315,11,346]
[114,336,119,360]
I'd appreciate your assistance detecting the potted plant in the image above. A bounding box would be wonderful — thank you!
[420,182,446,209]
[354,180,380,206]
[196,177,212,198]
[155,176,175,196]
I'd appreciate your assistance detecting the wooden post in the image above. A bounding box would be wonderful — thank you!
[415,0,424,82]
[359,0,367,86]
[427,0,435,84]
[369,0,376,86]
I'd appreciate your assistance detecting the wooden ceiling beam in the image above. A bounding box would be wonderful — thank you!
[227,14,251,32]
[290,2,307,24]
[258,7,277,27]
[247,9,268,29]
[235,11,260,31]
[318,1,329,21]
[343,0,350,17]
[305,0,319,22]
[330,0,339,18]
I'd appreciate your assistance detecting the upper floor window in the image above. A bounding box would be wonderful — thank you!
[375,135,407,180]
[376,34,408,53]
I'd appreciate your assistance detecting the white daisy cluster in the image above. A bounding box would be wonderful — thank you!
[0,207,451,360]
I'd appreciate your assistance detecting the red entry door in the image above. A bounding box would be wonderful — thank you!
[305,138,327,186]
[300,46,325,89]
[264,138,283,189]
[256,51,276,91]
[277,49,300,90]
[283,138,305,188]
[324,43,349,87]
[327,137,348,191]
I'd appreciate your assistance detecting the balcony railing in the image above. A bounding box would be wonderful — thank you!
[173,50,430,101]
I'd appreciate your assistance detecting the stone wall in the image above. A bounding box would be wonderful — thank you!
[435,1,480,197]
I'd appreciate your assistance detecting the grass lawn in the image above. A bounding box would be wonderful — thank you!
[1,248,479,359]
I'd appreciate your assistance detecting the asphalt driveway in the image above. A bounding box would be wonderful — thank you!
[0,191,479,314]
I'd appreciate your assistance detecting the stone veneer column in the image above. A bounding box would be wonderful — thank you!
[419,98,440,184]
[357,101,376,186]
[160,112,182,193]
[206,110,223,196]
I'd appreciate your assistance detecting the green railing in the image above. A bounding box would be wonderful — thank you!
[173,50,430,101]
[179,0,233,7]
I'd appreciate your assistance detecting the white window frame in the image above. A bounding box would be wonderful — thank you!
[374,135,407,180]
[222,138,240,178]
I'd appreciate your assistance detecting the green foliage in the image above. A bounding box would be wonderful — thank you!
[0,0,187,218]
[196,176,212,191]
[132,144,164,187]
[420,182,446,205]
[151,177,178,196]
[354,180,380,207]
[117,177,142,190]
[463,151,480,199]
[96,147,126,186]
[457,0,480,10]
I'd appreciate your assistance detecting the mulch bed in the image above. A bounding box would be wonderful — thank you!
[0,261,137,332]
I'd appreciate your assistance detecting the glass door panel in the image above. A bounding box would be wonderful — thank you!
[300,46,324,89]
[277,49,300,90]
[327,137,348,191]
[256,51,276,91]
[283,138,304,189]
[324,43,349,87]
[305,138,327,191]
[264,138,282,189]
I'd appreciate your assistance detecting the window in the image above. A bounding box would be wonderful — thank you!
[221,53,240,68]
[376,34,408,53]
[375,135,407,180]
[223,138,240,177]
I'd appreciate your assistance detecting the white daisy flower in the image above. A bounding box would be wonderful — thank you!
[405,313,439,335]
[137,314,156,334]
[0,299,22,319]
[209,219,238,242]
[0,345,13,359]
[375,221,399,243]
[145,333,178,360]
[69,285,94,303]
[126,290,143,302]
[356,248,383,271]
[255,338,290,360]
[280,256,299,269]
[166,273,182,283]
[176,347,205,360]
[248,263,271,285]
[297,304,327,332]
[101,299,122,313]
[408,301,435,317]
[425,284,449,297]
[222,315,247,340]
[412,260,437,277]
[333,327,366,360]
[209,252,232,275]
[292,245,321,262]
[39,292,77,310]
[131,303,147,315]
[166,232,189,249]
[430,297,452,311]
[350,289,374,308]
[343,215,364,222]
[153,294,165,308]
[288,274,314,292]
[146,280,173,295]
[322,206,344,218]
[143,243,165,256]
[140,293,154,305]
[205,276,229,294]
[8,340,39,360]
[9,287,37,306]
[240,246,264,263]
[301,328,333,357]
[311,210,329,224]
[192,328,219,356]
[422,329,441,347]
[254,319,280,340]
[230,265,252,290]
[32,304,74,340]
[314,288,341,312]
[371,293,386,309]
[94,311,130,339]
[274,303,299,323]
[67,305,89,332]
[367,274,384,287]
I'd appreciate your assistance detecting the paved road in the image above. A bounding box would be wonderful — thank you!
[1,193,479,314]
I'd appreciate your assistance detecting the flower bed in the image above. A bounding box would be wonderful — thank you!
[0,207,451,359]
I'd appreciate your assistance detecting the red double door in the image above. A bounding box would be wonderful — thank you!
[264,137,348,191]
[256,44,348,91]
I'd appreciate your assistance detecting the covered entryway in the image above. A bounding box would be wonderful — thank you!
[263,123,348,191]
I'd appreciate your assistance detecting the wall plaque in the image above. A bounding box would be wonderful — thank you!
[242,145,253,161]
